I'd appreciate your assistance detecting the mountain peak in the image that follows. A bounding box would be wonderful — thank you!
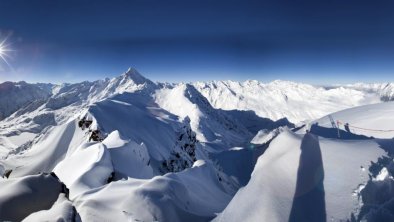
[121,67,153,85]
[124,67,141,76]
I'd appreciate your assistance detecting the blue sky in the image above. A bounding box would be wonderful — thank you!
[1,0,394,84]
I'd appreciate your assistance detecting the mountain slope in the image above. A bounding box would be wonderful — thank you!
[0,68,157,160]
[74,160,233,221]
[0,81,52,120]
[344,82,394,101]
[155,83,252,148]
[215,102,394,222]
[193,80,382,123]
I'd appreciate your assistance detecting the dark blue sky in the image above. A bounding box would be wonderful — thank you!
[1,0,394,84]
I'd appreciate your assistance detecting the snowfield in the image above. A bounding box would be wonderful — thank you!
[0,68,393,221]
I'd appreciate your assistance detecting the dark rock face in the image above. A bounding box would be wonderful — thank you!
[161,121,197,173]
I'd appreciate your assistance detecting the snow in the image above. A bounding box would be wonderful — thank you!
[215,130,387,222]
[7,132,36,147]
[193,80,382,124]
[1,120,86,177]
[155,83,252,147]
[88,92,187,161]
[22,194,75,222]
[0,68,156,160]
[74,160,232,222]
[375,167,391,181]
[0,68,393,221]
[0,81,52,120]
[251,127,285,144]
[53,142,113,199]
[344,82,394,101]
[103,130,153,180]
[315,102,394,138]
[0,173,65,221]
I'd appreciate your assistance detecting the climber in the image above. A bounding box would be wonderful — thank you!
[344,123,350,132]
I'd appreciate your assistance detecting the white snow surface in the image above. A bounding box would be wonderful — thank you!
[0,174,64,221]
[315,101,394,138]
[251,127,285,144]
[102,130,153,179]
[1,120,86,177]
[53,142,113,199]
[74,160,232,222]
[22,194,75,222]
[215,130,386,222]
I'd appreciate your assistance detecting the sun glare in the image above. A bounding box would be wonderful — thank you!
[0,45,5,57]
[0,37,13,69]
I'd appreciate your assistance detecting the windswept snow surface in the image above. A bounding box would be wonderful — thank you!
[102,130,153,180]
[1,120,86,177]
[315,102,394,139]
[22,194,75,222]
[53,142,113,199]
[0,173,65,221]
[74,160,233,222]
[215,130,387,222]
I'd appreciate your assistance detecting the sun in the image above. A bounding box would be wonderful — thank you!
[0,45,5,57]
[0,37,13,68]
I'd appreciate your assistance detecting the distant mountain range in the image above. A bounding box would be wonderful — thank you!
[0,68,393,123]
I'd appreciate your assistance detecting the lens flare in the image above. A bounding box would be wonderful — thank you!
[0,36,13,70]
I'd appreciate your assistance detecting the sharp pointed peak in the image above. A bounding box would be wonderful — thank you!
[119,67,154,85]
[124,67,142,76]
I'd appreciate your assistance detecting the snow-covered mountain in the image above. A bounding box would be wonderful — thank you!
[0,81,52,120]
[155,83,253,147]
[193,80,388,124]
[343,82,394,101]
[0,68,393,221]
[0,69,244,221]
